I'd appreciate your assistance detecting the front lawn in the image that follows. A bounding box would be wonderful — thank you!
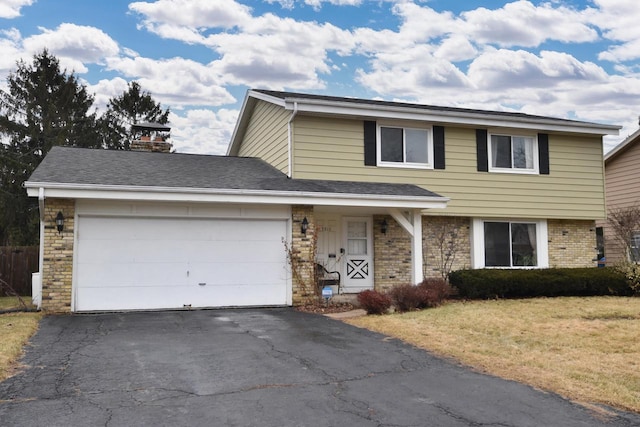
[347,297,640,413]
[0,296,42,381]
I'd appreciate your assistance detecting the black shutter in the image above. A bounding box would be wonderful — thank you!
[433,125,445,169]
[538,133,549,175]
[364,121,376,166]
[476,129,488,172]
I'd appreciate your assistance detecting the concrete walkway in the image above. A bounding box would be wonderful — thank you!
[1,308,638,426]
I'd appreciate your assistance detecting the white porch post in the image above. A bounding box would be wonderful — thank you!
[388,209,423,285]
[412,210,423,284]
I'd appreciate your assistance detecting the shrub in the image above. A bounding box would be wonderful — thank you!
[614,262,640,295]
[387,279,454,313]
[418,278,454,307]
[448,267,631,300]
[389,284,430,312]
[357,290,392,315]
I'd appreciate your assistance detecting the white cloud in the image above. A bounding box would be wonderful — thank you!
[592,0,640,62]
[434,35,477,62]
[206,16,351,89]
[460,0,597,47]
[130,1,356,90]
[168,108,238,154]
[467,49,608,90]
[22,23,120,73]
[303,0,362,10]
[86,77,131,113]
[0,28,22,74]
[129,0,252,29]
[392,2,460,43]
[0,0,33,19]
[105,56,236,107]
[266,0,362,10]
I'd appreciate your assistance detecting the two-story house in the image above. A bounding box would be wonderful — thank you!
[25,90,619,312]
[599,127,640,264]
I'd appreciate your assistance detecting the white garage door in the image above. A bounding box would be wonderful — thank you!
[75,216,289,311]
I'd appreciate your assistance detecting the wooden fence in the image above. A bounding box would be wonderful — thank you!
[0,246,39,296]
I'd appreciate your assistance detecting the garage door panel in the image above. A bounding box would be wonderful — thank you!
[77,240,190,264]
[192,284,287,307]
[76,216,289,311]
[78,262,189,288]
[189,261,286,286]
[186,240,284,263]
[77,286,199,311]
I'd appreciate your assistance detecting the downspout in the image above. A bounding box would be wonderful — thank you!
[287,101,298,178]
[34,188,45,308]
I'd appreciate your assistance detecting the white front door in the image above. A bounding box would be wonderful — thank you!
[342,217,374,292]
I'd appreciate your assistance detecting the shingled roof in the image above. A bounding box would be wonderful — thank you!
[251,89,619,130]
[27,146,444,199]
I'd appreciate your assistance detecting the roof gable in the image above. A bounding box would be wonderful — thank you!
[605,128,640,164]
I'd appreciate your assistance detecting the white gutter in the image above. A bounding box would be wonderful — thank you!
[287,101,298,178]
[25,182,449,210]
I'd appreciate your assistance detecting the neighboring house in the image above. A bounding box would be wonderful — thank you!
[599,128,640,264]
[26,90,619,313]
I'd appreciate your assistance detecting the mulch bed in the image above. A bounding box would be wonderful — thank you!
[295,301,356,314]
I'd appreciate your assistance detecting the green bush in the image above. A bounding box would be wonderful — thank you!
[448,267,631,299]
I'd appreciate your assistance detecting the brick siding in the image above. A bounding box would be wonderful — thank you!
[423,216,471,279]
[41,198,75,313]
[290,205,316,304]
[548,219,597,268]
[372,215,412,291]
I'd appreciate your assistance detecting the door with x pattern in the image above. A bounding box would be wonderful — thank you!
[342,217,373,292]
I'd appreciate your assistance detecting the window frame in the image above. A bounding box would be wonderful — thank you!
[630,232,640,263]
[487,132,539,174]
[376,122,433,169]
[471,218,549,269]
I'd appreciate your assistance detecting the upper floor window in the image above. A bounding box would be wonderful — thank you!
[377,124,433,168]
[488,134,538,173]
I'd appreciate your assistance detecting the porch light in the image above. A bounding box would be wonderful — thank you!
[381,219,388,235]
[301,217,309,235]
[55,211,65,234]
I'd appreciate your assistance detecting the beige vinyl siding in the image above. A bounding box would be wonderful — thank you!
[237,100,289,173]
[601,139,640,263]
[293,115,605,220]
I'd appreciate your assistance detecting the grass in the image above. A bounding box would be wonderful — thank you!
[347,296,640,413]
[0,296,42,381]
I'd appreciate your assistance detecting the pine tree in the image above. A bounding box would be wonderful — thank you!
[0,50,101,245]
[99,81,170,150]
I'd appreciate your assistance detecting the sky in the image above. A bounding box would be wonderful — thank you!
[1,0,639,155]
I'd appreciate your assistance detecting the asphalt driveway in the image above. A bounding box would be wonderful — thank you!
[1,309,639,426]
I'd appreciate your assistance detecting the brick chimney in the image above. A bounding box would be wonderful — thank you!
[130,122,172,153]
